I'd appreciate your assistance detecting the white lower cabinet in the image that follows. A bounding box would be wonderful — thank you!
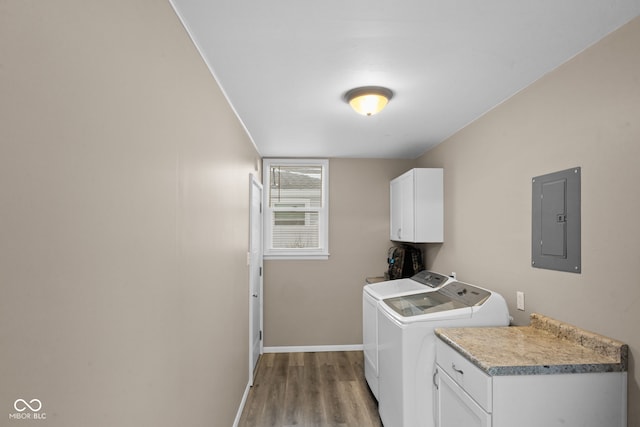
[435,338,627,427]
[435,338,492,427]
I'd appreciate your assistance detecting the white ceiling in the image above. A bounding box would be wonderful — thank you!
[170,0,639,159]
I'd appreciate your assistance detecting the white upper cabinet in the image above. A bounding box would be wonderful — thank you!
[390,168,443,243]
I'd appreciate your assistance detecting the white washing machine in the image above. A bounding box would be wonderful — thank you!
[377,280,510,427]
[362,270,454,400]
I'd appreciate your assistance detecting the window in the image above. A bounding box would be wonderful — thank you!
[263,158,329,259]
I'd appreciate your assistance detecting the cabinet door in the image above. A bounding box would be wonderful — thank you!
[399,173,414,241]
[436,367,491,427]
[390,176,403,240]
[390,171,414,241]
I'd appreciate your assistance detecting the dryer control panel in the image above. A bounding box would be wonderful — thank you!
[439,281,491,307]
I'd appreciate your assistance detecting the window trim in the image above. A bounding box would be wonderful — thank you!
[263,158,329,260]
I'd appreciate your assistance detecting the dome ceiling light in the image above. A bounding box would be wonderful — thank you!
[344,86,394,116]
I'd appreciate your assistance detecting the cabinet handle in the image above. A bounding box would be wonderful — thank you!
[433,368,439,390]
[452,363,464,375]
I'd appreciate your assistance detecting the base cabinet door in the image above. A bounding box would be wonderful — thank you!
[436,367,491,427]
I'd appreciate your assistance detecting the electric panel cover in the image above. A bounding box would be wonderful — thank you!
[532,167,581,273]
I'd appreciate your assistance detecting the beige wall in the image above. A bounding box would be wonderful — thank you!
[417,16,640,426]
[1,1,260,426]
[264,158,412,346]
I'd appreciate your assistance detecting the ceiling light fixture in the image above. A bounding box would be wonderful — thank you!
[344,86,394,116]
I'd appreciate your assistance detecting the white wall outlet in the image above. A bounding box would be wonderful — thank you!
[516,291,525,311]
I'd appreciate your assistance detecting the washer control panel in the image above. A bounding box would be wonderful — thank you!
[439,281,491,306]
[411,270,449,288]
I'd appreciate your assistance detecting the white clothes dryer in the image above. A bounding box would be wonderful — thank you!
[377,280,510,427]
[362,270,453,400]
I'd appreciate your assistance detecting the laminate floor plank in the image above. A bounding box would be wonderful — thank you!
[241,356,272,425]
[344,351,380,423]
[283,365,304,426]
[262,352,277,368]
[263,381,286,427]
[273,353,290,381]
[288,352,305,367]
[302,352,327,426]
[337,381,372,427]
[320,363,345,425]
[330,351,356,381]
[238,351,382,427]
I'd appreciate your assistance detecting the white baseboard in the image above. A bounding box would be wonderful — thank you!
[263,344,364,353]
[232,381,251,427]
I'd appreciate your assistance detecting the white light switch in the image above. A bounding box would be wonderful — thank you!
[516,291,525,311]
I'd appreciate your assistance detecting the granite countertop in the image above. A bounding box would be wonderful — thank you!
[435,313,628,376]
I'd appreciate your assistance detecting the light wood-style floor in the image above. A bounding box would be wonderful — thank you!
[238,351,383,427]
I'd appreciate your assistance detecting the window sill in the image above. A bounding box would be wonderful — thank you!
[264,253,330,261]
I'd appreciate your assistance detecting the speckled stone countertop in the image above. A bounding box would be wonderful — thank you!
[435,313,628,376]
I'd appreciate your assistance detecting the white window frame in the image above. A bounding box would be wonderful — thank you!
[263,158,329,260]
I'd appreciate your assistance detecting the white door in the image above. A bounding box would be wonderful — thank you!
[249,175,263,384]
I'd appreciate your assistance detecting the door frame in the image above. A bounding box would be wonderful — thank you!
[248,174,264,385]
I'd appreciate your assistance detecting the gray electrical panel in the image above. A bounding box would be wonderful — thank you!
[532,167,581,273]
